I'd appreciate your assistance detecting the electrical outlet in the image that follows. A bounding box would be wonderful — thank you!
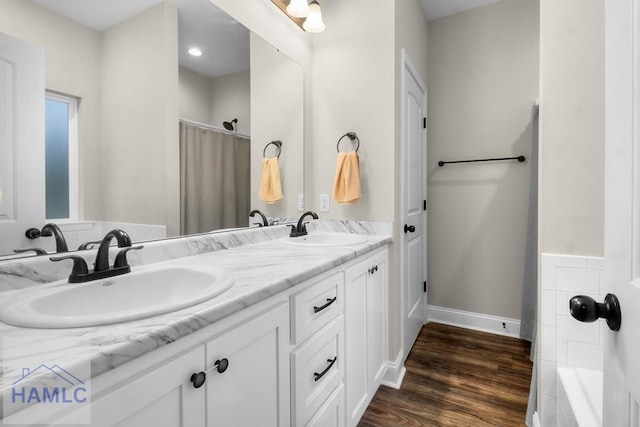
[320,194,330,212]
[298,194,305,212]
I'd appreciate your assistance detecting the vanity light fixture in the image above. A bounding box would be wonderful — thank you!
[302,1,325,33]
[286,0,310,18]
[271,0,325,33]
[188,47,202,57]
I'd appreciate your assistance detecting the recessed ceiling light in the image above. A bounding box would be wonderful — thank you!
[188,47,202,57]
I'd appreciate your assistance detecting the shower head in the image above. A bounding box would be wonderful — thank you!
[223,118,238,131]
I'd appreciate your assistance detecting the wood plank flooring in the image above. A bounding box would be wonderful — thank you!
[359,322,533,427]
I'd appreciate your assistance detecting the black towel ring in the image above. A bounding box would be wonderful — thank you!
[263,140,283,158]
[336,132,360,153]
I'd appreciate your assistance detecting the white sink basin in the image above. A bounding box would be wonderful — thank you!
[0,264,234,328]
[282,232,368,247]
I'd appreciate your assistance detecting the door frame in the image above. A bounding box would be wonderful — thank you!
[400,49,428,362]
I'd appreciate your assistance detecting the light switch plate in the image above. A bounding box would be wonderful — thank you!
[320,194,330,212]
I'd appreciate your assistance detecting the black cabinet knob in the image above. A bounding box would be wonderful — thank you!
[570,293,621,331]
[190,371,206,388]
[404,224,415,234]
[214,358,229,374]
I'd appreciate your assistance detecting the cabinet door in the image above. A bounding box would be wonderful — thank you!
[344,258,369,426]
[205,303,290,427]
[54,347,206,427]
[367,250,387,387]
[344,248,388,427]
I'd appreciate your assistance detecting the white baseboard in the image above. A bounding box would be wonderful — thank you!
[428,305,521,338]
[381,349,406,389]
[532,411,540,427]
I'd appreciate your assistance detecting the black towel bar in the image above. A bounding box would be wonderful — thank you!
[438,155,525,167]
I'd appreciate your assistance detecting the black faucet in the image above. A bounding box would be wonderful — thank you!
[40,223,69,253]
[94,229,132,271]
[77,240,101,250]
[249,210,269,227]
[51,229,142,283]
[290,211,319,237]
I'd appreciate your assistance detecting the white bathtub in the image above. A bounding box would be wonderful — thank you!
[557,366,603,427]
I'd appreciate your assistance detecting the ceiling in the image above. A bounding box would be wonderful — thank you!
[30,0,249,79]
[419,0,501,21]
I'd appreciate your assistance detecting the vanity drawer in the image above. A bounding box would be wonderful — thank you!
[305,383,345,427]
[292,315,345,427]
[292,272,344,345]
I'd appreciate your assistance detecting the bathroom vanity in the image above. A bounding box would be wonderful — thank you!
[0,223,391,426]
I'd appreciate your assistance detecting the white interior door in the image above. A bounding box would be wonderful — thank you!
[0,33,45,256]
[603,0,640,424]
[402,50,427,360]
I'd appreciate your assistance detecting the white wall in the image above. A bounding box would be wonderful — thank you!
[211,70,250,136]
[426,0,539,319]
[251,34,304,218]
[539,0,604,257]
[179,66,213,124]
[100,3,179,234]
[311,0,395,222]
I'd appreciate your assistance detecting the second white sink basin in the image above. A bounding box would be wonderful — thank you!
[0,263,234,328]
[282,232,368,247]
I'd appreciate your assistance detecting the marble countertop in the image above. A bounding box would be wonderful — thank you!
[0,223,392,402]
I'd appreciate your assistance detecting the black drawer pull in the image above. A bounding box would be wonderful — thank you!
[313,297,337,313]
[313,357,337,382]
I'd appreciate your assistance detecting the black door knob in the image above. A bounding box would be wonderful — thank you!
[190,371,206,388]
[404,224,416,234]
[569,293,621,331]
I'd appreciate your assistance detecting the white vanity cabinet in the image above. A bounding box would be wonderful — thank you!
[10,243,390,427]
[47,302,290,427]
[344,247,388,427]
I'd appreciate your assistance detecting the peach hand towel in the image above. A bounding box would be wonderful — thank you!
[259,157,283,203]
[332,151,361,205]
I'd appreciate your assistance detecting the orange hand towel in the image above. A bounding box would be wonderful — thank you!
[332,151,361,205]
[259,157,283,203]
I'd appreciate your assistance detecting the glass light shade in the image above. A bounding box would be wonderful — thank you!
[286,0,310,18]
[303,0,325,33]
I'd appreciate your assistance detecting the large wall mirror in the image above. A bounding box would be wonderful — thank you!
[0,0,304,257]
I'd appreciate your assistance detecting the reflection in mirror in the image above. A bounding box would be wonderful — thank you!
[177,0,251,234]
[0,0,304,258]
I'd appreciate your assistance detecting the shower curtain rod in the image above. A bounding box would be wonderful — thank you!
[438,155,526,167]
[179,118,250,139]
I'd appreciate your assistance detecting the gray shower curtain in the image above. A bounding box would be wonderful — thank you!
[180,122,250,234]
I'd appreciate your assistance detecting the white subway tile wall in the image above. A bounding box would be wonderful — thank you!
[540,254,605,427]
